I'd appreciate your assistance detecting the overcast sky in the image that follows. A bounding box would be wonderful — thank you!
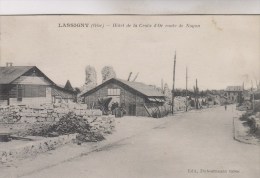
[0,15,259,90]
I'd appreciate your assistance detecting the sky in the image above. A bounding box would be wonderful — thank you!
[0,15,259,90]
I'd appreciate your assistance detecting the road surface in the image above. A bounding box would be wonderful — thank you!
[22,106,259,178]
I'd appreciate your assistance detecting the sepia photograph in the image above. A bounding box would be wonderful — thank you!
[0,15,259,178]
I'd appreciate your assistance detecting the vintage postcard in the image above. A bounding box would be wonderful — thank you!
[0,15,259,178]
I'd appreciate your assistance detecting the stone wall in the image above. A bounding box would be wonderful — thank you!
[0,103,102,123]
[0,103,115,163]
[0,134,77,163]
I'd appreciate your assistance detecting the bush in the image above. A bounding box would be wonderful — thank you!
[253,101,260,112]
[239,112,253,121]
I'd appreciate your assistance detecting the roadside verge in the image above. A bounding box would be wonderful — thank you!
[233,112,260,145]
[0,116,172,178]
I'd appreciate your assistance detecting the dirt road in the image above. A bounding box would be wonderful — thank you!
[21,106,260,178]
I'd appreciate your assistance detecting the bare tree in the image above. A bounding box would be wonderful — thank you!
[101,66,116,83]
[164,83,172,103]
[81,65,97,92]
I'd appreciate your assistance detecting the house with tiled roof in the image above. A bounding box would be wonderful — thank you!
[80,78,166,116]
[0,64,77,105]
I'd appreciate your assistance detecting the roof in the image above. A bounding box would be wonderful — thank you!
[64,80,74,91]
[55,84,77,94]
[116,79,164,97]
[81,78,165,98]
[0,66,77,95]
[226,86,243,92]
[0,66,35,84]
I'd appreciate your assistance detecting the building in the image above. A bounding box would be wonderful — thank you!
[80,78,166,116]
[0,65,77,105]
[224,86,243,103]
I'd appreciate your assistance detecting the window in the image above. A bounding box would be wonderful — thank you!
[108,88,120,96]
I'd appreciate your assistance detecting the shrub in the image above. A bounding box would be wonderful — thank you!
[239,112,253,121]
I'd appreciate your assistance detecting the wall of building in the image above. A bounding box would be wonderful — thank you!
[9,86,52,105]
[225,91,242,103]
[0,100,8,105]
[12,76,50,85]
[51,87,76,103]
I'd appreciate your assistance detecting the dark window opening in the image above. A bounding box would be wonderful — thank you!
[17,85,23,101]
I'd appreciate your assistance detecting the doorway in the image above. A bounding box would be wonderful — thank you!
[129,104,136,116]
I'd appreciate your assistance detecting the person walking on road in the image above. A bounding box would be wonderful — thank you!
[225,105,227,111]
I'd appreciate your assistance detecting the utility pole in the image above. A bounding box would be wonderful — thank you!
[172,51,177,114]
[161,79,164,92]
[195,79,198,109]
[185,66,188,112]
[251,80,255,111]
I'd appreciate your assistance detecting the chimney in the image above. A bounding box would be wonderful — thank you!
[6,62,13,67]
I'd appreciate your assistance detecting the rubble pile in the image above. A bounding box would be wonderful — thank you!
[29,112,115,142]
[0,105,22,123]
[174,96,188,111]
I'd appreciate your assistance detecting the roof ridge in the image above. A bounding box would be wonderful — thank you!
[115,78,156,86]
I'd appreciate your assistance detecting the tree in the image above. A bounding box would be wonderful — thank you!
[101,66,116,83]
[163,83,172,103]
[82,65,97,92]
[74,87,81,94]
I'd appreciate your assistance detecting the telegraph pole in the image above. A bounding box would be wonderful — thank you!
[195,79,198,109]
[161,79,164,92]
[186,66,188,112]
[251,80,255,111]
[172,51,176,114]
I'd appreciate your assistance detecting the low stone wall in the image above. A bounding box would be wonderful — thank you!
[0,103,102,123]
[0,104,116,163]
[0,134,77,163]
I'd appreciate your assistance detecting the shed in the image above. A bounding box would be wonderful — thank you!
[80,78,166,116]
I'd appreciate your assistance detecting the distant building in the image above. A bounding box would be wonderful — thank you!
[206,93,227,105]
[0,65,77,105]
[224,86,243,103]
[80,78,166,116]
